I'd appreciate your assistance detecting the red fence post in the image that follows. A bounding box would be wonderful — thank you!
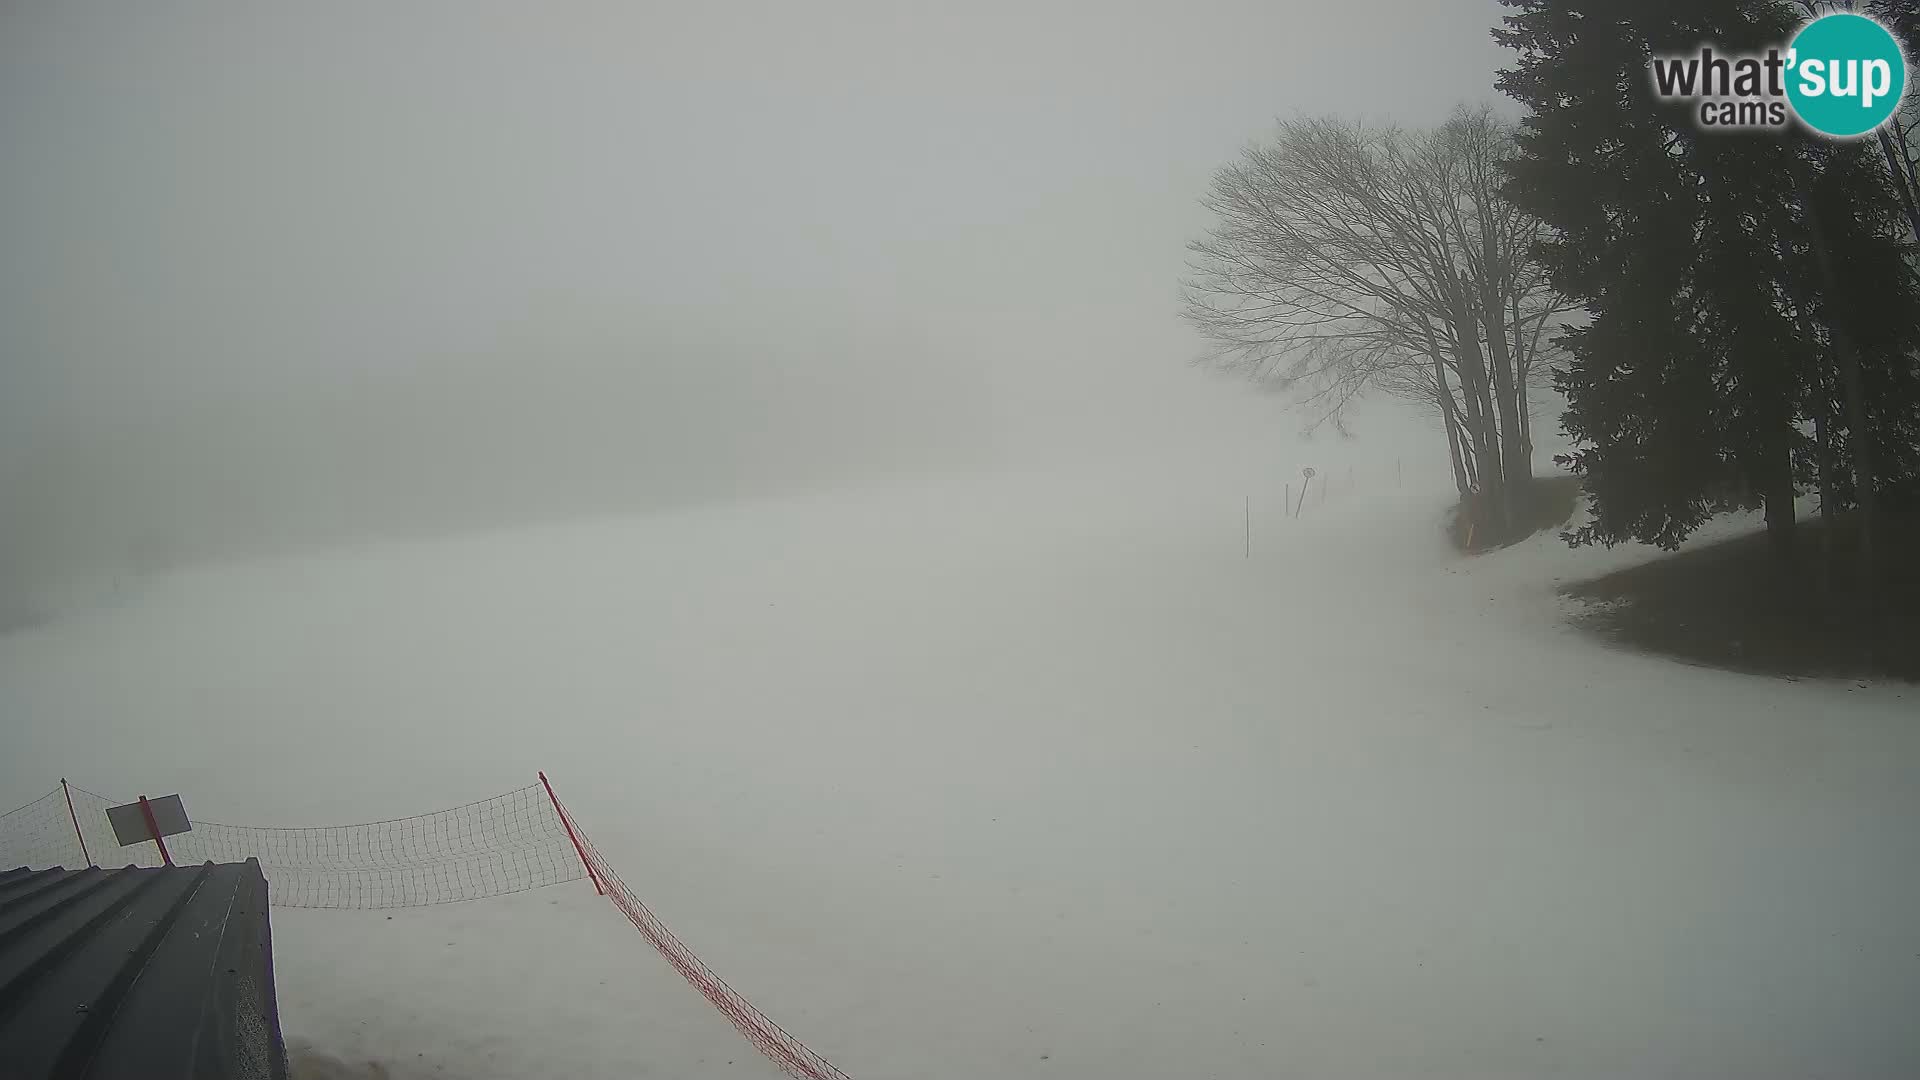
[539,771,603,895]
[60,779,94,868]
[137,795,173,866]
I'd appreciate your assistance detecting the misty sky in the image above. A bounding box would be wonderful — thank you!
[0,1,1511,592]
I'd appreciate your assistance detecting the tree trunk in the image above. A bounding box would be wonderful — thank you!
[1477,248,1532,533]
[1894,119,1920,222]
[1813,401,1837,601]
[1805,204,1878,607]
[1510,295,1539,471]
[1878,128,1920,246]
[1758,441,1798,572]
[1481,300,1531,524]
[1434,352,1472,498]
[1452,319,1506,537]
[1834,330,1877,596]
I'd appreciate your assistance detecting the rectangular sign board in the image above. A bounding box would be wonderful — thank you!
[106,794,192,847]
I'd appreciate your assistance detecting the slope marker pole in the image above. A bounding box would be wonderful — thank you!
[540,771,603,895]
[61,779,94,868]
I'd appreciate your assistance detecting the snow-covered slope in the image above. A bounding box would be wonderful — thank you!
[2,457,1914,1079]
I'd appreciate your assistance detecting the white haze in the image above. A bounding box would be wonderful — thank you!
[7,7,1920,1079]
[0,0,1511,618]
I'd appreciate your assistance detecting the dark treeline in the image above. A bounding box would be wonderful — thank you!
[1498,0,1920,613]
[1187,0,1918,669]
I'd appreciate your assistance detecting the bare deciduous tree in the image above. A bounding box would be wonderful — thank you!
[1183,106,1575,534]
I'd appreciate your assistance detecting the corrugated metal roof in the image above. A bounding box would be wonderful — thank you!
[0,859,288,1080]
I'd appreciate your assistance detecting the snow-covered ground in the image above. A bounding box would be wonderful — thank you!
[2,448,1915,1079]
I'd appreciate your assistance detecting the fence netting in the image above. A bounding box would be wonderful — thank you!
[2,777,855,1077]
[552,795,854,1080]
[0,782,585,908]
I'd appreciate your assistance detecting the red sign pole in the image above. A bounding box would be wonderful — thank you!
[60,779,94,868]
[137,795,173,866]
[539,771,603,895]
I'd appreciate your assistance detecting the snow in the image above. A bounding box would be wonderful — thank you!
[2,445,1916,1079]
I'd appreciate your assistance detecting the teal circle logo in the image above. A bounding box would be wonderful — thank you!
[1786,13,1907,138]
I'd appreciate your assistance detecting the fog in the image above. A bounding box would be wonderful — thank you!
[0,1,1508,614]
[11,9,1920,1077]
